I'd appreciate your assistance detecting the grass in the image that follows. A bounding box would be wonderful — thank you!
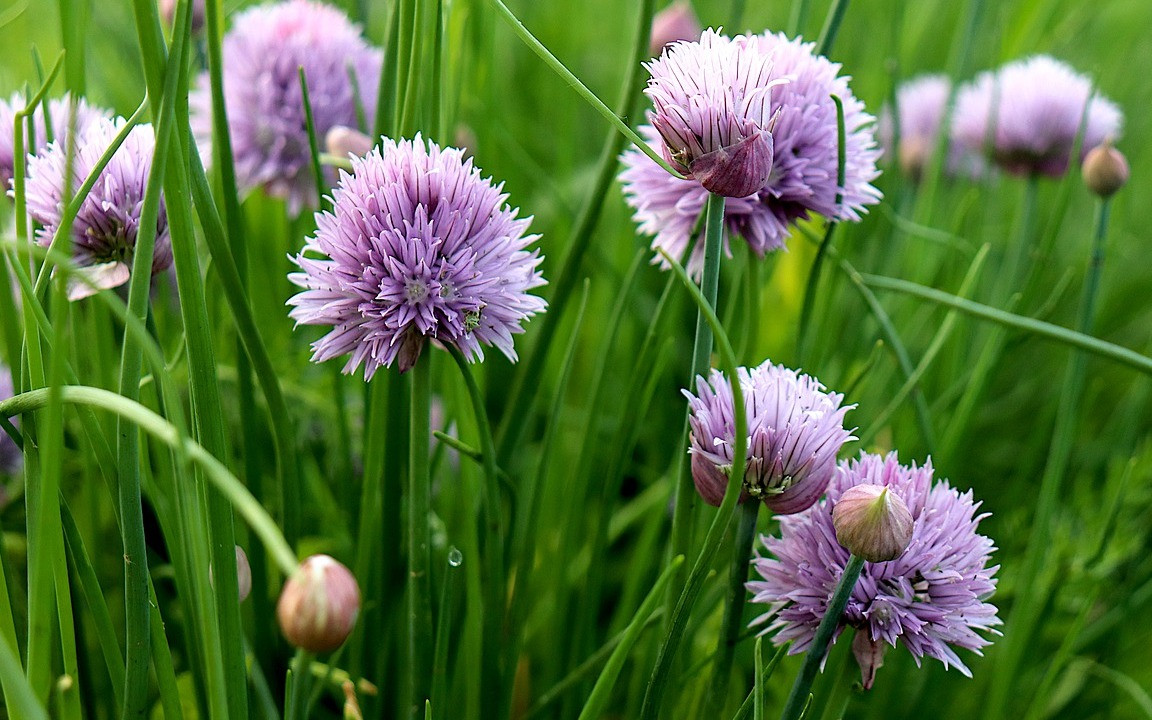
[1,0,1152,718]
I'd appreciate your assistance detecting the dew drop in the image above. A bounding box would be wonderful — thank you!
[447,547,463,567]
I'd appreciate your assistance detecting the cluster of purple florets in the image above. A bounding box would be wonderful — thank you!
[884,55,1122,179]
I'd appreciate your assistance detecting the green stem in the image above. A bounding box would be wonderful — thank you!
[493,0,656,463]
[0,386,298,575]
[640,246,746,720]
[858,271,1152,376]
[284,650,314,720]
[444,345,505,718]
[668,192,726,619]
[779,555,865,720]
[407,352,433,720]
[708,501,761,713]
[482,0,682,179]
[815,0,851,56]
[985,198,1112,720]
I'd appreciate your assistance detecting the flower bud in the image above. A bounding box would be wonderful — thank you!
[277,555,361,653]
[325,126,374,159]
[159,0,206,34]
[832,485,913,562]
[649,2,701,57]
[1082,141,1129,197]
[209,545,253,602]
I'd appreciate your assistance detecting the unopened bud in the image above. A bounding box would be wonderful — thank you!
[209,545,253,602]
[159,0,206,34]
[325,126,374,159]
[1082,141,1129,197]
[277,555,361,653]
[650,2,701,56]
[832,485,913,562]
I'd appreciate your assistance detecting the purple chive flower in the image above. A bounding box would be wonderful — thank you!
[0,363,20,475]
[878,74,982,180]
[0,93,110,191]
[952,55,1122,177]
[159,0,206,33]
[190,0,383,214]
[683,362,855,514]
[749,452,1000,689]
[649,2,702,57]
[22,117,172,300]
[621,31,881,277]
[645,29,786,198]
[288,134,547,378]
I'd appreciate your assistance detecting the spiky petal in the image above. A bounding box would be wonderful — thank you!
[288,134,547,379]
[749,452,1000,687]
[683,362,855,513]
[621,31,881,277]
[0,93,110,191]
[22,117,172,300]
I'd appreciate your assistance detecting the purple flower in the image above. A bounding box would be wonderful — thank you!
[0,362,19,475]
[645,29,786,198]
[190,0,383,214]
[621,31,881,277]
[288,134,547,378]
[878,74,982,180]
[0,93,110,191]
[952,55,1122,177]
[748,452,1000,688]
[683,362,855,514]
[22,117,172,300]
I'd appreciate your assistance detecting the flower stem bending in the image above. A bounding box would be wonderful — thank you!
[778,554,865,720]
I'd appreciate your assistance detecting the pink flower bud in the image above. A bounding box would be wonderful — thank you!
[277,555,361,653]
[832,484,913,562]
[1082,140,1129,197]
[649,2,702,57]
[209,545,253,602]
[325,126,374,159]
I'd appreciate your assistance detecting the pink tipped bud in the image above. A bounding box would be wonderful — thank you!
[1082,141,1129,197]
[326,126,374,159]
[209,545,253,602]
[649,2,701,56]
[159,0,206,34]
[832,485,914,562]
[277,555,361,653]
[851,630,887,690]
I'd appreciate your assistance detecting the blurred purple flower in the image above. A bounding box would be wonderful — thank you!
[683,362,855,514]
[190,0,382,214]
[22,117,172,300]
[748,451,1000,688]
[621,31,881,277]
[644,29,785,198]
[0,93,110,190]
[953,55,1122,177]
[0,362,19,475]
[878,74,982,180]
[288,134,546,378]
[159,0,206,33]
[649,2,702,57]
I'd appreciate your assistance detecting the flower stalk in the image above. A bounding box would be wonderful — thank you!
[778,554,865,720]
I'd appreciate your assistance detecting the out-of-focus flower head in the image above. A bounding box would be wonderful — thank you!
[649,2,702,57]
[878,74,982,180]
[288,134,546,378]
[621,31,881,277]
[159,0,206,34]
[0,93,110,191]
[22,117,172,300]
[953,55,1122,177]
[190,0,383,214]
[749,451,1000,689]
[683,361,855,514]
